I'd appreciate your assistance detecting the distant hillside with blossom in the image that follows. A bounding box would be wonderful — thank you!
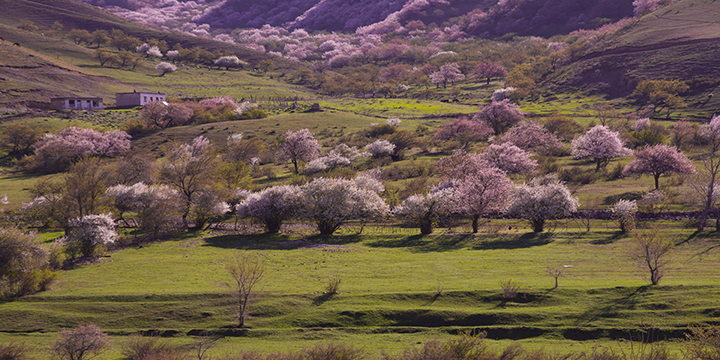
[78,0,633,38]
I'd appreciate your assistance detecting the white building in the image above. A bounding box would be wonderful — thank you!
[50,97,104,110]
[116,92,166,107]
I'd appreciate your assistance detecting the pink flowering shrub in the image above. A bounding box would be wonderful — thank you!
[481,143,538,175]
[495,121,563,155]
[31,127,130,173]
[571,125,632,171]
[622,144,695,189]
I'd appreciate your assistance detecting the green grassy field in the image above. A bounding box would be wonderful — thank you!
[1,225,718,358]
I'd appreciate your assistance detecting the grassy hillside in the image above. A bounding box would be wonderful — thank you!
[546,0,720,105]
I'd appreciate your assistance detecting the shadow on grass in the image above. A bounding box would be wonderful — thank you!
[472,232,553,250]
[365,234,475,252]
[202,233,366,250]
[312,293,336,306]
[591,231,627,245]
[576,286,649,326]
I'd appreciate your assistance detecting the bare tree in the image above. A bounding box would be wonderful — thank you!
[546,267,565,289]
[631,227,673,285]
[52,323,111,360]
[691,115,720,231]
[219,252,265,327]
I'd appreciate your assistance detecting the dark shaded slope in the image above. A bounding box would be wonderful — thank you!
[198,0,319,29]
[542,0,720,100]
[467,0,632,38]
[0,0,297,67]
[289,0,407,32]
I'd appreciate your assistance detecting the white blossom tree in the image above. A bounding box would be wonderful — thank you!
[159,136,218,229]
[364,139,396,158]
[67,213,117,258]
[301,177,388,235]
[394,184,455,235]
[277,129,321,174]
[507,174,579,232]
[236,185,304,233]
[571,125,632,171]
[155,62,177,76]
[214,55,248,70]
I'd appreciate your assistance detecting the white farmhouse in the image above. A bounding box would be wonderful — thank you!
[116,92,166,107]
[50,97,104,110]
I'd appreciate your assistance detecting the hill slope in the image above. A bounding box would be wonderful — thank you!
[0,0,293,67]
[545,0,720,99]
[0,26,132,108]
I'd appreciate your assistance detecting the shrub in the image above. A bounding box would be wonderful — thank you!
[0,228,56,297]
[121,337,187,360]
[66,214,118,259]
[500,279,521,299]
[325,277,341,294]
[0,342,32,360]
[612,199,638,232]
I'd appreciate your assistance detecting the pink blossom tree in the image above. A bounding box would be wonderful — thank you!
[496,121,563,155]
[434,149,488,179]
[473,99,524,135]
[276,129,321,174]
[507,174,579,233]
[571,125,632,171]
[429,63,465,88]
[623,144,695,189]
[140,101,193,129]
[470,60,508,85]
[433,119,494,149]
[480,143,537,175]
[32,127,131,173]
[454,167,513,233]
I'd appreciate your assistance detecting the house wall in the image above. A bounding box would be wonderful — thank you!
[116,93,166,107]
[50,98,103,110]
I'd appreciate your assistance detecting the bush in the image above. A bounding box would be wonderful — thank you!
[66,214,118,259]
[0,228,57,297]
[325,277,341,294]
[500,279,521,299]
[558,167,598,185]
[121,337,188,360]
[612,199,637,232]
[0,342,32,360]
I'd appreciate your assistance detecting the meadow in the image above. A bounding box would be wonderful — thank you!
[2,222,720,358]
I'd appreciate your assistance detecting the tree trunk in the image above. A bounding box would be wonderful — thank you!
[531,219,544,233]
[472,216,480,233]
[265,218,282,234]
[420,219,433,234]
[654,174,660,190]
